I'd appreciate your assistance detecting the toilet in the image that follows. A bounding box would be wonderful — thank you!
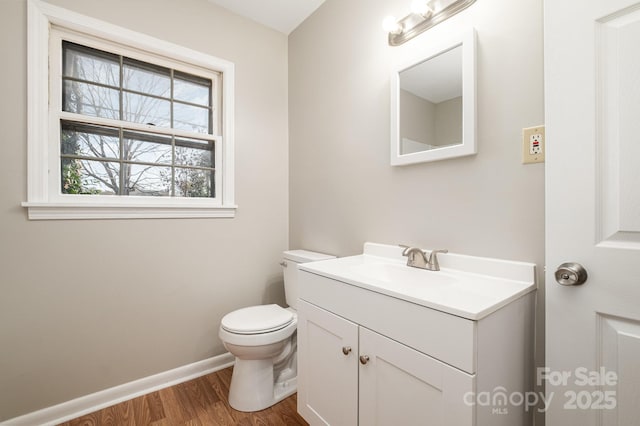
[218,249,335,412]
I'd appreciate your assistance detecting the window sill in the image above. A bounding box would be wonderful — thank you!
[22,201,237,220]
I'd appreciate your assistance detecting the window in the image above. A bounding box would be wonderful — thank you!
[24,0,236,219]
[61,42,216,198]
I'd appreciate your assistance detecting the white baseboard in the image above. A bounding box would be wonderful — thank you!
[2,352,235,426]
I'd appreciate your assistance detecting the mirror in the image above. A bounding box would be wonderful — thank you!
[391,29,476,165]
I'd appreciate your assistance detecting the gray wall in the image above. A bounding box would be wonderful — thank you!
[289,0,544,421]
[435,96,463,146]
[400,89,435,151]
[400,91,463,151]
[0,0,288,420]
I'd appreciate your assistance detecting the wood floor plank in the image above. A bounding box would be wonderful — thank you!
[58,366,308,426]
[201,401,236,425]
[278,394,307,426]
[130,394,151,425]
[158,386,190,424]
[60,412,99,426]
[204,373,229,403]
[173,381,204,421]
[148,420,172,426]
[216,367,233,390]
[143,391,166,422]
[99,399,134,426]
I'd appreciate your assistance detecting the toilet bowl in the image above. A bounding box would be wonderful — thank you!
[218,250,335,412]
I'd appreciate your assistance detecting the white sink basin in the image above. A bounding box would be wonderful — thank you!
[299,242,536,320]
[351,262,458,288]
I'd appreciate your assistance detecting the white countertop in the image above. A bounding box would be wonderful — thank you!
[298,243,537,320]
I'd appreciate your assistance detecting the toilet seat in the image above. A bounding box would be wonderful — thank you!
[219,314,297,347]
[221,304,294,334]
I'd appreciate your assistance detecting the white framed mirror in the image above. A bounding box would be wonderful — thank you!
[390,28,476,166]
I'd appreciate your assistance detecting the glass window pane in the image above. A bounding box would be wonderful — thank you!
[63,42,119,87]
[123,60,170,98]
[123,92,170,128]
[175,137,213,167]
[59,42,222,200]
[123,131,172,165]
[124,164,171,196]
[61,158,119,195]
[174,75,210,106]
[64,80,120,120]
[173,102,210,134]
[61,122,120,160]
[174,168,212,198]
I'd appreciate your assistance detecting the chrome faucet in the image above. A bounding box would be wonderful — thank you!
[400,245,449,271]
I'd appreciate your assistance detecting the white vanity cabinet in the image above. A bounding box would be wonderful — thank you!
[297,300,358,425]
[358,326,474,426]
[295,244,536,426]
[298,300,474,426]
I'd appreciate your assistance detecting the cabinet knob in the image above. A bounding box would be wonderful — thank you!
[342,346,352,355]
[359,355,370,365]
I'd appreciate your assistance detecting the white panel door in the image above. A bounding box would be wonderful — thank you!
[545,0,640,424]
[358,327,474,426]
[297,300,358,426]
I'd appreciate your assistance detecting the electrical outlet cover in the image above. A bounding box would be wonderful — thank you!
[523,126,545,164]
[530,134,542,154]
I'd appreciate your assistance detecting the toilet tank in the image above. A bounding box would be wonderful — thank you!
[282,250,335,310]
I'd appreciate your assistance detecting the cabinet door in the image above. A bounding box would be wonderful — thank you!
[359,327,475,426]
[297,300,358,425]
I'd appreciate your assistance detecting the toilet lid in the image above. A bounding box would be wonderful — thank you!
[221,304,294,334]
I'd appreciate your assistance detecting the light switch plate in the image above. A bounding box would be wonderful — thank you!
[522,125,545,164]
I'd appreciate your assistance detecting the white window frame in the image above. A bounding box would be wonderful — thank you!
[23,0,236,220]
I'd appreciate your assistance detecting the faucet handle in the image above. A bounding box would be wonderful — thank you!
[399,244,411,255]
[399,244,426,256]
[427,249,448,271]
[430,249,449,255]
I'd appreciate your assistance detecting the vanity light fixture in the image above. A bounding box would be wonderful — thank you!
[410,0,432,17]
[382,15,403,35]
[383,0,477,46]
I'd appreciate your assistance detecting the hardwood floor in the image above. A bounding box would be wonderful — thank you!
[58,367,308,426]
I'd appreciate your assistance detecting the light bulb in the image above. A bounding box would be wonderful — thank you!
[382,16,403,35]
[410,0,432,17]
